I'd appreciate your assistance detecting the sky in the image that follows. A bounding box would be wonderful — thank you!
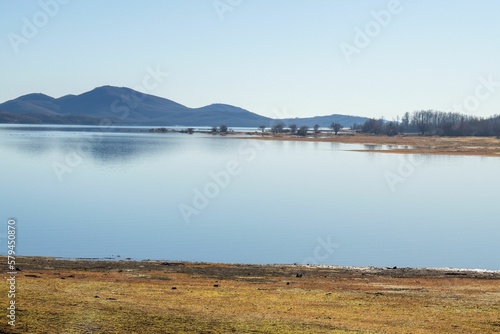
[1,0,500,120]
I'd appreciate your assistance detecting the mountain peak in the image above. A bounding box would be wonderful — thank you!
[197,103,249,113]
[93,85,132,92]
[16,93,55,102]
[84,85,133,96]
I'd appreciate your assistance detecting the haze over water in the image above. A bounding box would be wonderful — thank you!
[0,125,498,270]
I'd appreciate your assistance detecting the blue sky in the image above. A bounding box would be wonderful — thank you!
[1,0,500,119]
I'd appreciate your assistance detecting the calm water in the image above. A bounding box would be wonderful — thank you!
[0,125,498,270]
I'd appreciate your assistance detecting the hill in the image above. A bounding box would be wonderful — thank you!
[0,86,368,127]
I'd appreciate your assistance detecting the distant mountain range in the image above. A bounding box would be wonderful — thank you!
[0,86,369,128]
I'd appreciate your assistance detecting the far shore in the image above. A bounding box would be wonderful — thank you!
[5,125,500,157]
[229,133,500,157]
[147,127,500,157]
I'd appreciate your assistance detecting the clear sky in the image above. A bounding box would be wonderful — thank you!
[1,0,500,119]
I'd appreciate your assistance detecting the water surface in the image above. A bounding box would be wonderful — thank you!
[0,125,498,270]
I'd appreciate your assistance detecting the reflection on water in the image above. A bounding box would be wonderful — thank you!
[363,144,383,150]
[363,144,413,151]
[0,125,498,270]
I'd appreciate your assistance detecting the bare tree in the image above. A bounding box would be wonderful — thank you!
[313,124,320,134]
[384,122,399,136]
[219,124,228,133]
[297,125,309,137]
[289,124,297,135]
[362,118,384,134]
[258,125,266,133]
[271,122,286,135]
[330,122,342,135]
[401,112,410,132]
[412,110,434,135]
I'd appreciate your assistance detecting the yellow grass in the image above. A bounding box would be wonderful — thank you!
[236,134,500,157]
[1,257,499,333]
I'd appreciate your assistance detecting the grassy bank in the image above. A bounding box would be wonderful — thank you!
[230,134,500,157]
[1,257,499,333]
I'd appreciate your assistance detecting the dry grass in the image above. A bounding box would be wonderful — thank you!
[1,257,499,333]
[239,134,500,157]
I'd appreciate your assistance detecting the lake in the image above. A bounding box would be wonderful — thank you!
[0,125,498,270]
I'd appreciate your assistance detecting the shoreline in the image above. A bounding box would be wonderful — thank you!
[230,133,500,157]
[17,256,500,276]
[4,124,500,157]
[3,256,500,333]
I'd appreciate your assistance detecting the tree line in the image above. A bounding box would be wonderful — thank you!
[263,122,343,136]
[208,123,344,136]
[211,110,500,137]
[355,110,500,137]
